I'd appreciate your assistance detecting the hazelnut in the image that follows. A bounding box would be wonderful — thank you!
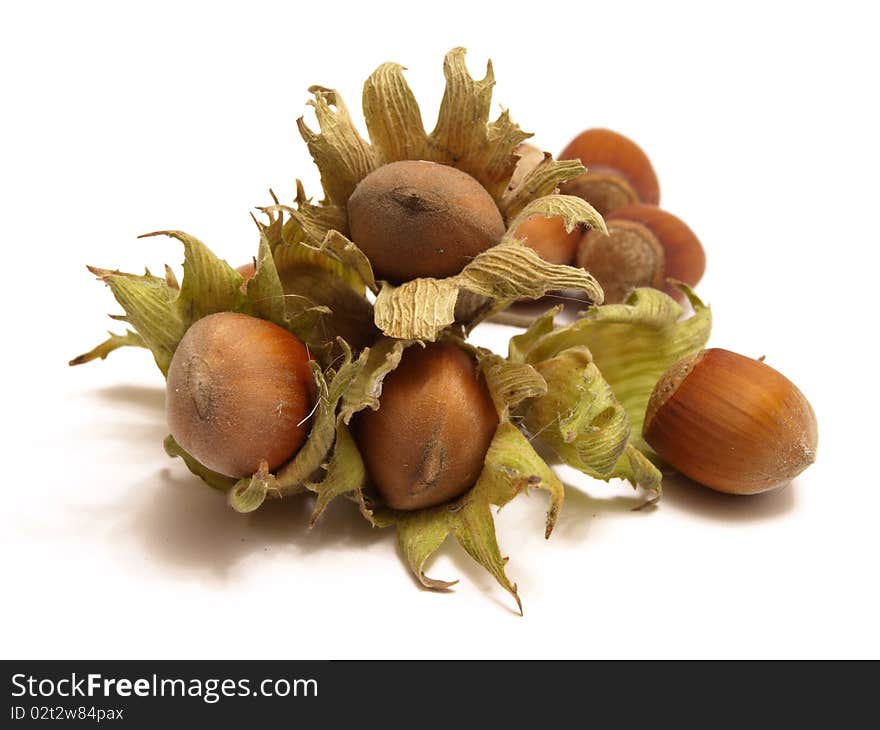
[643,348,818,495]
[347,160,506,283]
[354,342,499,510]
[166,312,314,478]
[576,204,705,303]
[236,261,257,282]
[559,128,660,215]
[514,214,583,265]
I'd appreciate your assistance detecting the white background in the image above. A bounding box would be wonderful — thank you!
[2,0,878,659]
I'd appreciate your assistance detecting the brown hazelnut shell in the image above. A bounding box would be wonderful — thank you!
[607,203,706,293]
[559,128,660,208]
[514,214,583,265]
[355,342,499,511]
[166,312,314,478]
[643,348,818,495]
[347,160,505,283]
[576,219,665,303]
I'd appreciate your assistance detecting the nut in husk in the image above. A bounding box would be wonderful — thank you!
[281,47,607,342]
[348,160,506,283]
[354,342,498,510]
[166,312,314,478]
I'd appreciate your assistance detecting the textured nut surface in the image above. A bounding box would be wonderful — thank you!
[644,348,818,494]
[608,203,706,293]
[560,172,640,217]
[355,343,499,510]
[166,312,314,478]
[576,219,665,303]
[347,160,505,283]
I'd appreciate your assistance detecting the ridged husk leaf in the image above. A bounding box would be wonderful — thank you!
[510,286,712,490]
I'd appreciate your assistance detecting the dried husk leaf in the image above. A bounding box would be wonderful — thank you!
[140,230,247,322]
[362,62,428,164]
[372,235,604,341]
[84,266,186,375]
[69,329,146,366]
[228,461,278,514]
[259,195,361,291]
[304,229,378,293]
[449,341,547,421]
[456,239,603,302]
[243,236,290,329]
[511,285,711,454]
[374,279,460,341]
[164,436,236,492]
[522,346,632,479]
[297,87,376,205]
[502,157,586,219]
[614,445,662,494]
[395,507,458,590]
[274,355,356,497]
[508,285,709,495]
[286,180,352,243]
[88,230,247,373]
[253,203,378,353]
[388,422,564,613]
[305,338,422,524]
[426,48,531,202]
[339,337,419,423]
[307,423,366,527]
[504,194,607,240]
[278,264,376,354]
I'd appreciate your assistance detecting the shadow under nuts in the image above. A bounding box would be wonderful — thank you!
[355,342,499,510]
[166,312,315,478]
[643,348,818,495]
[347,160,506,283]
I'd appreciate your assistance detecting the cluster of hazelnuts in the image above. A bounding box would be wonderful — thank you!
[514,128,705,304]
[159,127,816,510]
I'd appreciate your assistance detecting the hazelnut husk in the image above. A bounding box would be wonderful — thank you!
[559,128,660,215]
[354,342,499,510]
[576,204,705,303]
[347,159,506,283]
[166,312,314,478]
[643,348,818,495]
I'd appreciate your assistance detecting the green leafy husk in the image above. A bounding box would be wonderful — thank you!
[69,330,146,366]
[381,422,564,614]
[78,230,313,370]
[304,333,560,612]
[511,285,712,490]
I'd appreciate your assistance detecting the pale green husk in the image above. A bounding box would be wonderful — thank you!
[303,333,564,612]
[511,286,712,490]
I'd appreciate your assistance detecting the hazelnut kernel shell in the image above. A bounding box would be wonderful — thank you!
[643,348,818,495]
